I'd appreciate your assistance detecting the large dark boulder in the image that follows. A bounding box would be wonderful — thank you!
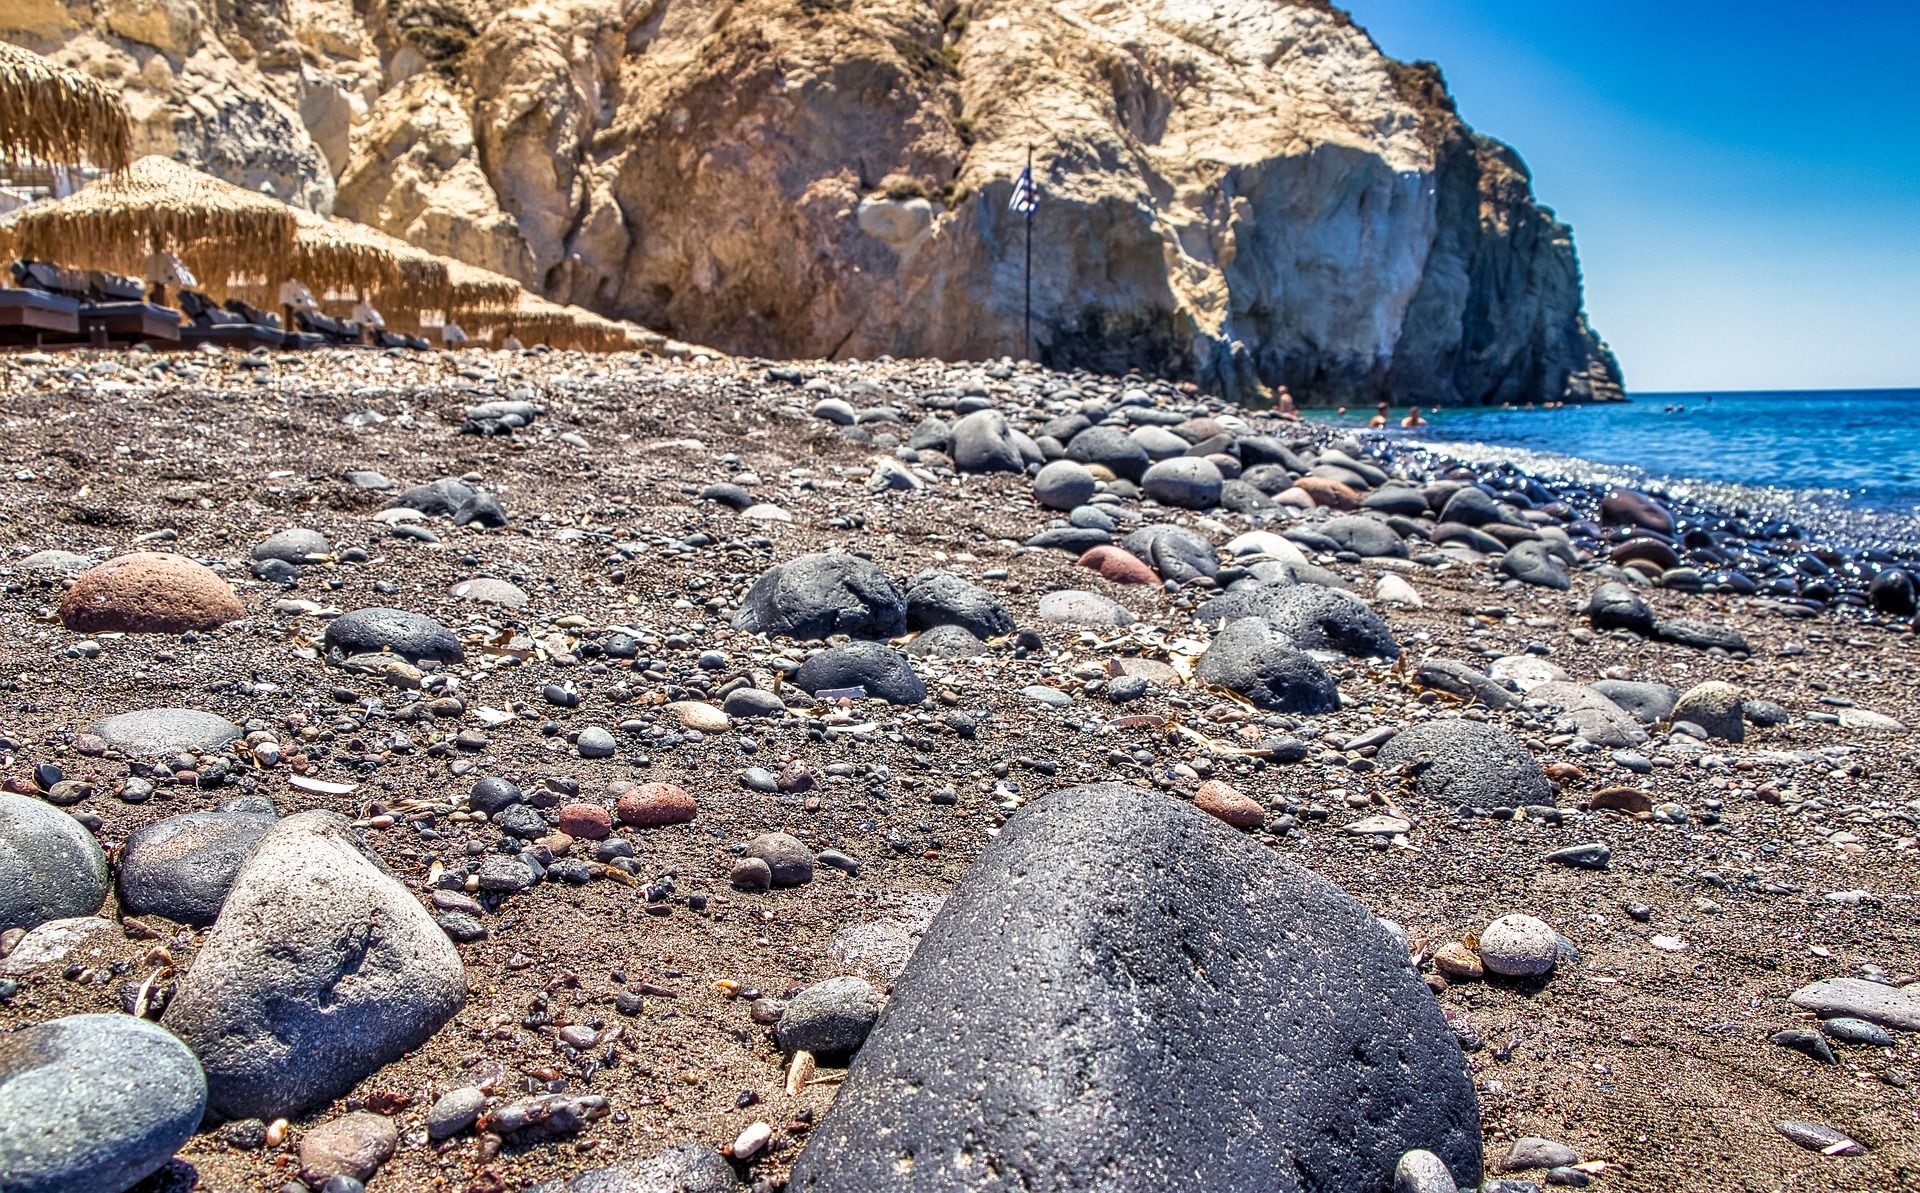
[731,553,907,640]
[1198,584,1399,661]
[904,570,1014,640]
[788,785,1482,1192]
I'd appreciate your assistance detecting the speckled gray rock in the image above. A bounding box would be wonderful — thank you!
[1377,720,1551,809]
[1477,914,1560,979]
[905,623,987,659]
[950,409,1024,474]
[731,553,907,640]
[1587,582,1654,635]
[1653,618,1750,654]
[537,1142,738,1193]
[1499,541,1569,590]
[1588,680,1678,725]
[794,641,926,705]
[1063,425,1150,481]
[163,811,467,1120]
[1140,457,1223,508]
[1788,978,1920,1032]
[86,708,241,757]
[1194,619,1340,714]
[388,477,476,517]
[1320,515,1408,559]
[1438,486,1502,527]
[324,607,464,663]
[1122,525,1218,584]
[427,1087,487,1141]
[1395,1148,1460,1193]
[1412,660,1520,710]
[1526,682,1648,748]
[904,571,1013,639]
[0,793,109,931]
[0,1013,207,1193]
[786,785,1483,1192]
[1671,680,1744,742]
[116,809,277,926]
[746,833,814,888]
[1036,590,1134,627]
[253,528,331,563]
[1199,583,1399,660]
[1032,460,1096,511]
[776,976,884,1057]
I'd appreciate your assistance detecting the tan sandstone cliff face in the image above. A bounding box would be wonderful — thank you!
[8,0,1623,404]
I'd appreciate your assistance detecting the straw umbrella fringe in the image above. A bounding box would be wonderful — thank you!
[0,42,132,172]
[278,213,454,312]
[0,156,294,286]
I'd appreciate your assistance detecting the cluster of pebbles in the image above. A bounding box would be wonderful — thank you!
[0,346,1913,1193]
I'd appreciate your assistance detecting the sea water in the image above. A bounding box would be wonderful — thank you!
[1311,389,1920,550]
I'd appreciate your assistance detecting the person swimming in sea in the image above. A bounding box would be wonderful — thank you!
[1400,406,1427,428]
[1275,386,1299,420]
[1367,402,1390,429]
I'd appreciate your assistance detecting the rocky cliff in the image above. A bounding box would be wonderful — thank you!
[4,0,1623,404]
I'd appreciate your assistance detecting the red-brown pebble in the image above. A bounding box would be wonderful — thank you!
[615,782,697,828]
[554,803,611,840]
[1294,476,1360,510]
[1076,545,1157,585]
[59,551,245,633]
[1194,780,1265,829]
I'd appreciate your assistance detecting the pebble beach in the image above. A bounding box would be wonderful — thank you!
[0,346,1915,1193]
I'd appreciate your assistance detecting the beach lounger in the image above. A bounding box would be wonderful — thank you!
[11,261,180,347]
[176,289,284,351]
[0,287,81,346]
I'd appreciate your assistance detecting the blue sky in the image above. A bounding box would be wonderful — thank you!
[1345,1,1920,392]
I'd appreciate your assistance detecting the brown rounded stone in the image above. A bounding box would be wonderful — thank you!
[299,1110,398,1187]
[1193,780,1264,829]
[615,782,697,828]
[1294,476,1360,510]
[554,803,611,840]
[59,552,244,634]
[1076,545,1157,585]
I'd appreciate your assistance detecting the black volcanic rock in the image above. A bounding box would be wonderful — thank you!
[787,784,1482,1192]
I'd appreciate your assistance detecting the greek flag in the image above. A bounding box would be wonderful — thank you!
[1009,164,1038,216]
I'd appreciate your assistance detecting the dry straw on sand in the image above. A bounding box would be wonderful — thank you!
[0,42,132,172]
[0,156,295,285]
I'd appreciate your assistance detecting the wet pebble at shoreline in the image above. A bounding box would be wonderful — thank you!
[0,348,1913,1192]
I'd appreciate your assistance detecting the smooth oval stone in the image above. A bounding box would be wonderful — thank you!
[324,607,464,663]
[253,528,331,563]
[1193,619,1339,714]
[0,1013,207,1193]
[0,792,109,932]
[776,976,884,1057]
[731,553,907,640]
[786,784,1483,1191]
[1036,590,1134,627]
[86,708,242,757]
[117,810,277,926]
[1140,457,1224,509]
[903,570,1013,639]
[794,642,926,705]
[449,577,529,608]
[1032,460,1096,511]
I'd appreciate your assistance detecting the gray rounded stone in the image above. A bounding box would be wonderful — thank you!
[87,708,242,757]
[1376,719,1551,809]
[0,792,109,931]
[747,833,814,887]
[427,1087,487,1141]
[1588,680,1678,725]
[1198,583,1400,660]
[721,687,788,718]
[794,641,927,705]
[1193,619,1340,714]
[786,785,1483,1192]
[542,1142,740,1193]
[162,811,467,1120]
[776,976,883,1057]
[576,727,618,758]
[450,577,530,608]
[1141,457,1223,509]
[1122,525,1218,583]
[905,623,987,659]
[1032,460,1096,511]
[1499,541,1570,590]
[1587,582,1654,635]
[1129,425,1189,459]
[253,528,331,563]
[16,549,94,574]
[731,553,907,640]
[1036,590,1134,627]
[116,809,277,926]
[1320,515,1408,559]
[1438,486,1502,527]
[388,477,477,517]
[1063,425,1150,482]
[904,570,1013,639]
[950,409,1024,474]
[324,608,464,663]
[0,1013,207,1193]
[1672,680,1744,742]
[1396,1148,1461,1193]
[1477,914,1559,978]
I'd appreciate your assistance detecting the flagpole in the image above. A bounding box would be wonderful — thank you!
[1023,144,1033,361]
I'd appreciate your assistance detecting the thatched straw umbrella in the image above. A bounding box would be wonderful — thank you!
[0,155,294,286]
[282,212,453,314]
[466,294,644,353]
[0,42,132,172]
[443,257,523,313]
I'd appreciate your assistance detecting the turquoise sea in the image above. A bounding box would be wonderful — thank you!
[1312,389,1920,548]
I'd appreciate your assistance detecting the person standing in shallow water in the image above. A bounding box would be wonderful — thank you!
[1401,406,1428,428]
[1368,402,1390,428]
[1274,386,1299,420]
